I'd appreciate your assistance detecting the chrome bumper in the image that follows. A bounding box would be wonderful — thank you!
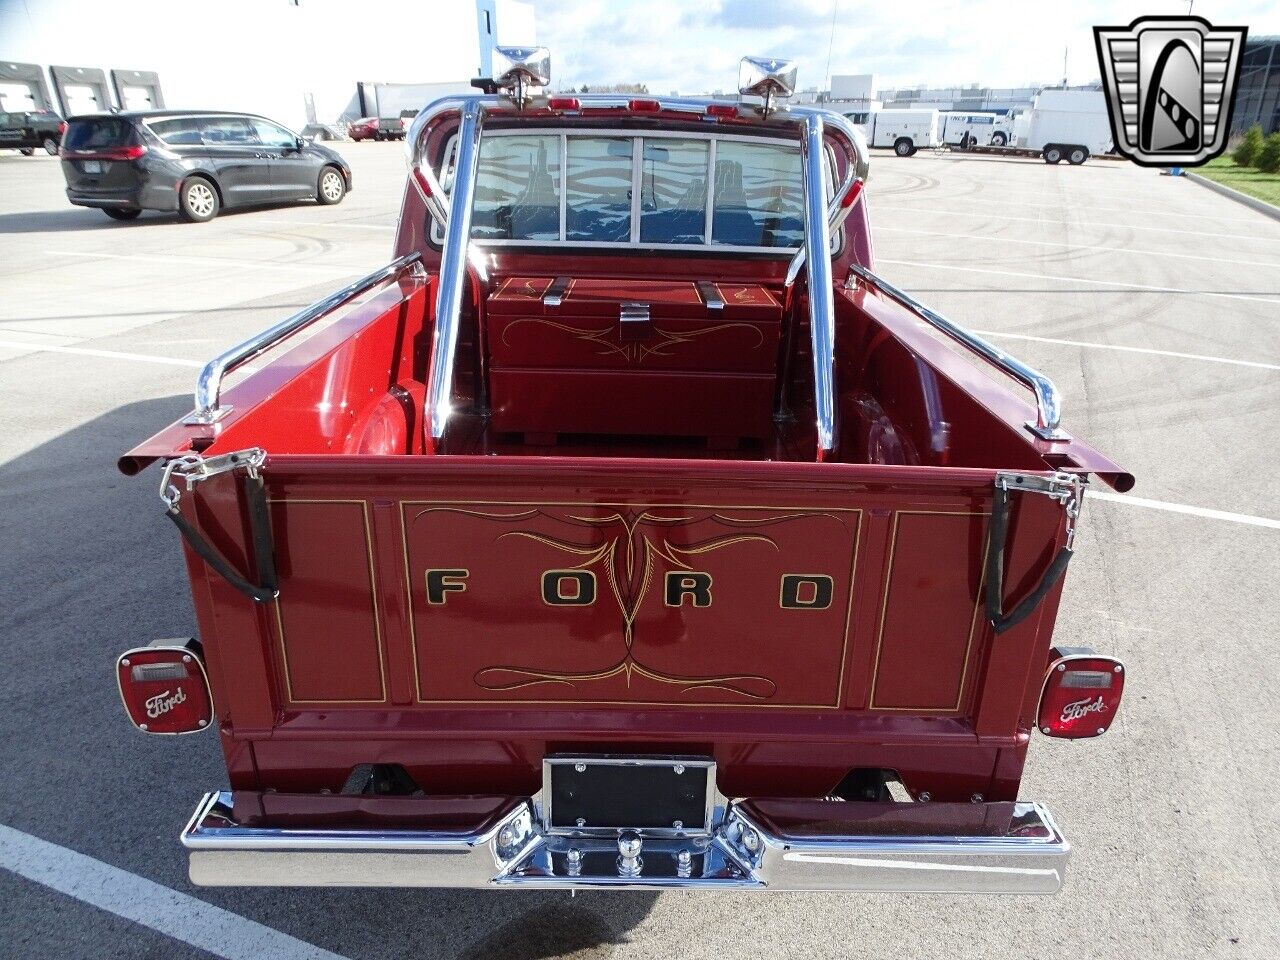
[182,792,1070,894]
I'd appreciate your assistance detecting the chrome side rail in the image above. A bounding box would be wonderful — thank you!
[846,262,1069,441]
[182,790,1069,893]
[183,252,423,425]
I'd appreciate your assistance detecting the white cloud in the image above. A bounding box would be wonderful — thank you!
[536,0,1280,94]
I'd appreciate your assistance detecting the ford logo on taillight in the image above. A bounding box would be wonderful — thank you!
[1038,653,1125,738]
[116,640,213,736]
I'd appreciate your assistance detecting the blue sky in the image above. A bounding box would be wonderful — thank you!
[535,0,1280,93]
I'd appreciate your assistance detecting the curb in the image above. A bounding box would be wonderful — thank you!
[1184,171,1280,222]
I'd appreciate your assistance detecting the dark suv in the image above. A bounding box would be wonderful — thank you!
[1,110,65,155]
[60,111,353,222]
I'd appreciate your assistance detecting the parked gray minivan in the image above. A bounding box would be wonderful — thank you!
[60,110,352,222]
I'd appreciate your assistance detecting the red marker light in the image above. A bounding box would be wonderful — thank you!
[1038,653,1125,738]
[628,98,662,113]
[841,179,865,208]
[705,103,738,119]
[116,640,213,735]
[548,97,581,111]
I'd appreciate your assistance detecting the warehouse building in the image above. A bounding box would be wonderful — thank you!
[0,0,534,131]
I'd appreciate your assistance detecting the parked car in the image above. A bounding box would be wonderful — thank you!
[116,52,1132,895]
[347,116,380,141]
[59,110,353,222]
[0,109,65,155]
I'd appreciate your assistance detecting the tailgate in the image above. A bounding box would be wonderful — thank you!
[179,456,1072,719]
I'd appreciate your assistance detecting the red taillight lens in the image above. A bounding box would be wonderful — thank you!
[58,121,67,134]
[106,144,148,160]
[116,640,213,735]
[1038,653,1124,738]
[628,98,661,113]
[548,96,581,111]
[706,103,738,119]
[840,179,865,208]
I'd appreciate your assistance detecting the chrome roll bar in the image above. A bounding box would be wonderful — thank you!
[845,262,1069,441]
[426,99,484,444]
[183,252,423,425]
[782,108,869,289]
[407,95,869,453]
[800,114,838,455]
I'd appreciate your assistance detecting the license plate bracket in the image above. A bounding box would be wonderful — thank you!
[543,755,715,836]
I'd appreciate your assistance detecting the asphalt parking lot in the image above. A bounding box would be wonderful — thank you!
[1,142,1278,960]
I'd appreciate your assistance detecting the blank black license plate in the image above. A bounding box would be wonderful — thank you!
[547,758,711,833]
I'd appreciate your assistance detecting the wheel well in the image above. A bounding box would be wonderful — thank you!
[321,162,347,186]
[182,173,222,204]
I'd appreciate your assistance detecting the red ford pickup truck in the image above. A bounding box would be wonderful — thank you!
[116,50,1132,894]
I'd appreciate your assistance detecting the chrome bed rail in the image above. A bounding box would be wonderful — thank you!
[845,262,1069,441]
[183,252,423,425]
[405,95,869,456]
[183,790,1070,893]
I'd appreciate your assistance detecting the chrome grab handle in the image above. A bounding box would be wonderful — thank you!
[845,262,1069,441]
[183,252,423,425]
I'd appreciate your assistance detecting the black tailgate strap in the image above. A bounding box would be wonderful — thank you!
[159,449,278,603]
[985,472,1082,634]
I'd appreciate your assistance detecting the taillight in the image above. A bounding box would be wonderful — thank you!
[628,98,662,113]
[62,144,148,161]
[103,144,148,160]
[547,96,581,111]
[706,103,738,119]
[116,639,213,735]
[1038,650,1124,738]
[58,121,67,135]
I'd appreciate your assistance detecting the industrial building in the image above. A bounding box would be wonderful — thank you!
[1234,35,1280,135]
[0,0,534,131]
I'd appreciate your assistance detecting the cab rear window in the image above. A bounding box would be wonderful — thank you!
[63,118,136,150]
[441,130,809,251]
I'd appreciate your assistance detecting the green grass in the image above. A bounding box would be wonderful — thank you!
[1195,156,1280,208]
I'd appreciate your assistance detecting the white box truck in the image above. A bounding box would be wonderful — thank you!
[863,109,942,156]
[1016,89,1113,164]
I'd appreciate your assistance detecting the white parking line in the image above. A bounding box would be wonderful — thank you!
[871,205,1280,244]
[880,193,1272,225]
[0,823,350,960]
[878,226,1280,271]
[253,218,395,231]
[0,339,205,367]
[44,249,360,276]
[878,258,1280,306]
[1088,490,1280,530]
[967,330,1280,371]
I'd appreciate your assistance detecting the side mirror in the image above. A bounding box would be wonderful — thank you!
[294,136,306,150]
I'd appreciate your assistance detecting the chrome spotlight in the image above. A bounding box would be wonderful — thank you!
[739,56,797,115]
[493,46,551,108]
